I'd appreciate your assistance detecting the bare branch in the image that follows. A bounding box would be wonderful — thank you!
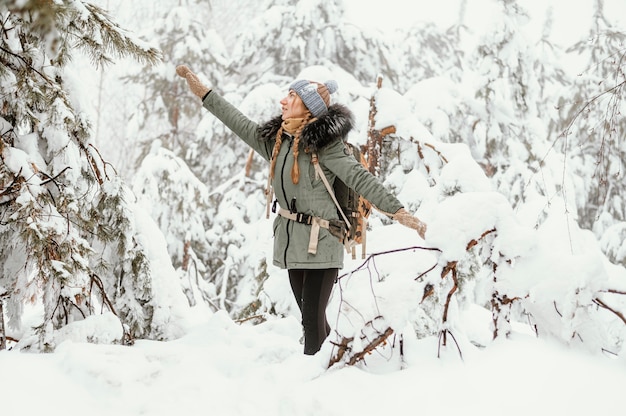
[338,245,441,281]
[594,297,626,325]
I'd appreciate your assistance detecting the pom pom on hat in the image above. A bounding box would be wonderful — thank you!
[324,80,338,94]
[289,79,338,117]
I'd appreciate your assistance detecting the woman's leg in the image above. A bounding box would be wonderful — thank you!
[288,268,337,354]
[288,269,305,313]
[301,268,337,355]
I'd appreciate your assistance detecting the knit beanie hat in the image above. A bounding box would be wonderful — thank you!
[289,79,338,117]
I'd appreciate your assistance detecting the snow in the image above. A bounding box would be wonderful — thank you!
[8,173,622,415]
[2,298,626,415]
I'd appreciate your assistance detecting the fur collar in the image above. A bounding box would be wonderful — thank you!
[258,104,354,153]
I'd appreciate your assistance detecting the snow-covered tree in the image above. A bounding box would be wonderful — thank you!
[121,1,239,312]
[397,20,464,90]
[228,0,402,88]
[124,1,229,163]
[561,0,626,245]
[0,1,188,350]
[132,141,216,308]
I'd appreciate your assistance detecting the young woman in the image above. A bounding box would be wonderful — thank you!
[176,65,426,355]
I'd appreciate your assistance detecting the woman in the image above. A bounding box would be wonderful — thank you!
[176,65,426,355]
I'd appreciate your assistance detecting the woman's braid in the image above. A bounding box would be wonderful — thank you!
[290,112,312,184]
[269,127,284,180]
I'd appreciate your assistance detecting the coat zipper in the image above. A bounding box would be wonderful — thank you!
[280,137,293,267]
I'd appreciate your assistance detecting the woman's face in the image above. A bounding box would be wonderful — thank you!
[280,90,307,119]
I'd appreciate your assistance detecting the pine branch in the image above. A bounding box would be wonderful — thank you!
[0,45,54,84]
[74,3,162,67]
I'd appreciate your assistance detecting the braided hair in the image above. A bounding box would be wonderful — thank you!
[269,127,284,180]
[290,112,312,184]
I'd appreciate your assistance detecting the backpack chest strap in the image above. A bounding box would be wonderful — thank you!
[311,153,351,230]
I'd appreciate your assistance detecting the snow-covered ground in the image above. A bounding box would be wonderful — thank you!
[2,308,625,416]
[3,216,626,416]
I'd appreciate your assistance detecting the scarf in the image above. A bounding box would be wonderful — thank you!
[281,117,306,135]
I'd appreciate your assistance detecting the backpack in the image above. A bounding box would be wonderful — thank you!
[326,142,372,259]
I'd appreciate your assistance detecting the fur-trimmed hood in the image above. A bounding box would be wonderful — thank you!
[258,104,354,153]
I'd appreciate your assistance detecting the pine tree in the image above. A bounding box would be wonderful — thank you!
[398,21,464,91]
[0,1,186,350]
[228,0,401,87]
[132,141,217,308]
[122,1,236,311]
[562,0,626,229]
[556,0,626,267]
[466,0,569,223]
[125,1,229,163]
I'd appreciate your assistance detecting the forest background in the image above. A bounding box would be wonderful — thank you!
[1,0,626,373]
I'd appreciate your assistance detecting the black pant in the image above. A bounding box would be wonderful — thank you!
[288,268,337,355]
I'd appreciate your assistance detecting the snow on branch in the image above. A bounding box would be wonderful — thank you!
[70,3,162,67]
[328,208,626,368]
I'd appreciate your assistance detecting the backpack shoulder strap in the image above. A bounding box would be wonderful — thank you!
[312,153,351,230]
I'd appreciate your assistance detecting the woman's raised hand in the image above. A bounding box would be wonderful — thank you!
[176,65,211,99]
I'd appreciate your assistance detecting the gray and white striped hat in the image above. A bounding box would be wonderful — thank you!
[289,79,338,117]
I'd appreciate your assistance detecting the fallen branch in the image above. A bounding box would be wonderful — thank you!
[328,336,354,367]
[235,314,266,325]
[466,228,496,250]
[328,326,395,368]
[348,326,394,366]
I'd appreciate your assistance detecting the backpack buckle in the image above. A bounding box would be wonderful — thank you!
[295,212,312,225]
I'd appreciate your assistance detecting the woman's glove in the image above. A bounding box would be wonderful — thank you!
[176,65,211,99]
[393,208,427,239]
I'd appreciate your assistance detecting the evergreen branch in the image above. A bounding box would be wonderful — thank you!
[0,45,54,85]
[89,274,118,317]
[76,139,104,185]
[88,143,116,180]
[73,3,162,67]
[39,166,71,187]
[0,167,24,203]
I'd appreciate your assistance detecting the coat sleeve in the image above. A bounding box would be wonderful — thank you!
[202,91,274,161]
[319,139,404,215]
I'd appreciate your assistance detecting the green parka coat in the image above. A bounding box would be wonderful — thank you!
[203,91,403,270]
